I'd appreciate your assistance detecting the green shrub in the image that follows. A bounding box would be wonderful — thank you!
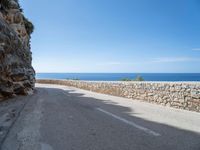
[134,75,144,81]
[120,75,145,81]
[23,16,34,35]
[66,78,80,80]
[72,78,80,80]
[19,8,23,12]
[121,78,132,81]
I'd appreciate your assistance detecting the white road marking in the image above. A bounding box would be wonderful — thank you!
[96,108,161,137]
[63,90,161,137]
[63,92,71,97]
[41,143,54,150]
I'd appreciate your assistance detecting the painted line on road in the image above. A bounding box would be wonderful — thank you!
[96,108,161,137]
[63,92,70,97]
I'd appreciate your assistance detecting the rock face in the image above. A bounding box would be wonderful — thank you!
[0,0,35,100]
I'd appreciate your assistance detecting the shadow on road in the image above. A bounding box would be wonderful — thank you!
[35,86,200,150]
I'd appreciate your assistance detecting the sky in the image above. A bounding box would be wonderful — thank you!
[21,0,200,73]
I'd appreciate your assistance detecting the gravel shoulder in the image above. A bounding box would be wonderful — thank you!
[0,95,33,147]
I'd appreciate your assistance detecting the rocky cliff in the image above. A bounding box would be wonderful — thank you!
[0,0,35,100]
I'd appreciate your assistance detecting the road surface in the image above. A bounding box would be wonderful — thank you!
[1,84,200,150]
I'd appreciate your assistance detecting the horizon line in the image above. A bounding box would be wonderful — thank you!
[36,72,200,74]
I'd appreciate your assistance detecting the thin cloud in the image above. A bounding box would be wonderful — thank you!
[152,57,200,63]
[192,48,200,51]
[97,57,200,66]
[97,62,135,66]
[97,62,122,66]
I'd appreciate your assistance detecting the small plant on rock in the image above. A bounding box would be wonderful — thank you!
[23,16,34,35]
[121,78,132,81]
[120,75,145,81]
[134,75,144,81]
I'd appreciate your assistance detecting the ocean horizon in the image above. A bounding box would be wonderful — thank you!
[36,73,200,81]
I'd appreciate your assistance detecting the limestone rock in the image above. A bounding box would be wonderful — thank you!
[0,0,35,100]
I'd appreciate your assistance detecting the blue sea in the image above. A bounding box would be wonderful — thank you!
[36,73,200,81]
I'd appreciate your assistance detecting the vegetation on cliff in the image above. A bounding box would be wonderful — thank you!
[23,16,34,35]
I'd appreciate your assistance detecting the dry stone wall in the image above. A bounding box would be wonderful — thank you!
[37,79,200,112]
[0,0,35,100]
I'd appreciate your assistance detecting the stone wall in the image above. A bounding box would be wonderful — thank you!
[0,0,35,100]
[37,79,200,112]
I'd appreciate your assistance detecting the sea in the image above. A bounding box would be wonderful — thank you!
[36,73,200,81]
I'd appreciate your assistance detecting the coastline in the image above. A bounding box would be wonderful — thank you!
[36,73,200,82]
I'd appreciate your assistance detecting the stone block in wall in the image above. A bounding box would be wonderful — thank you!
[191,91,200,99]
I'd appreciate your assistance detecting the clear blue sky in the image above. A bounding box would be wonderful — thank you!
[21,0,200,73]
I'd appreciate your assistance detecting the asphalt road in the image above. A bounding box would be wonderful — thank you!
[1,84,200,150]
